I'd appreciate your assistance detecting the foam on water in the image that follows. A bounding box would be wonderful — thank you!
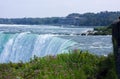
[0,25,112,63]
[0,33,77,63]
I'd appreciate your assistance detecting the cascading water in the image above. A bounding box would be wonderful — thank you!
[0,33,77,63]
[0,25,112,63]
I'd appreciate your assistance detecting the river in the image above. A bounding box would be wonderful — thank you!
[0,24,112,63]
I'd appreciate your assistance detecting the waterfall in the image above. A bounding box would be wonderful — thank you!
[0,33,77,63]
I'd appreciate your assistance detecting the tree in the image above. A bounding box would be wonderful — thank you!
[112,17,120,79]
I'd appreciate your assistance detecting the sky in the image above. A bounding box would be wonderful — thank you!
[0,0,120,18]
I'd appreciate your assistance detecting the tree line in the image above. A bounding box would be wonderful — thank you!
[0,11,120,27]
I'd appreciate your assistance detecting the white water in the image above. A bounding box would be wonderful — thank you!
[0,33,77,63]
[0,25,112,63]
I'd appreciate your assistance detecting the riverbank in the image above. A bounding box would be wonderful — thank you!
[0,50,117,79]
[81,26,112,35]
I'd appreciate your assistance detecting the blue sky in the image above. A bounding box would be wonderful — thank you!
[0,0,120,18]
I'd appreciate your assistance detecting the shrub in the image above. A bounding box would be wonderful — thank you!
[0,50,117,79]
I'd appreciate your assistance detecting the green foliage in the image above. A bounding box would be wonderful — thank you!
[94,26,112,35]
[0,11,120,26]
[96,54,117,79]
[0,50,117,79]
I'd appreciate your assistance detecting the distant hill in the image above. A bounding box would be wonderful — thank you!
[0,11,120,27]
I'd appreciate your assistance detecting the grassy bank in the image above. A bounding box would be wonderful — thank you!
[93,26,112,35]
[0,50,117,79]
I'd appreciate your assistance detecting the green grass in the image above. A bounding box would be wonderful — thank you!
[0,50,117,79]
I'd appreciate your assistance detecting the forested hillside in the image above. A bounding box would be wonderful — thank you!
[0,11,120,26]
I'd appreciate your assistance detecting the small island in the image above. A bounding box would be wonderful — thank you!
[81,26,112,35]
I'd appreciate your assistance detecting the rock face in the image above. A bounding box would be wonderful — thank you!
[112,17,120,79]
[81,30,97,36]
